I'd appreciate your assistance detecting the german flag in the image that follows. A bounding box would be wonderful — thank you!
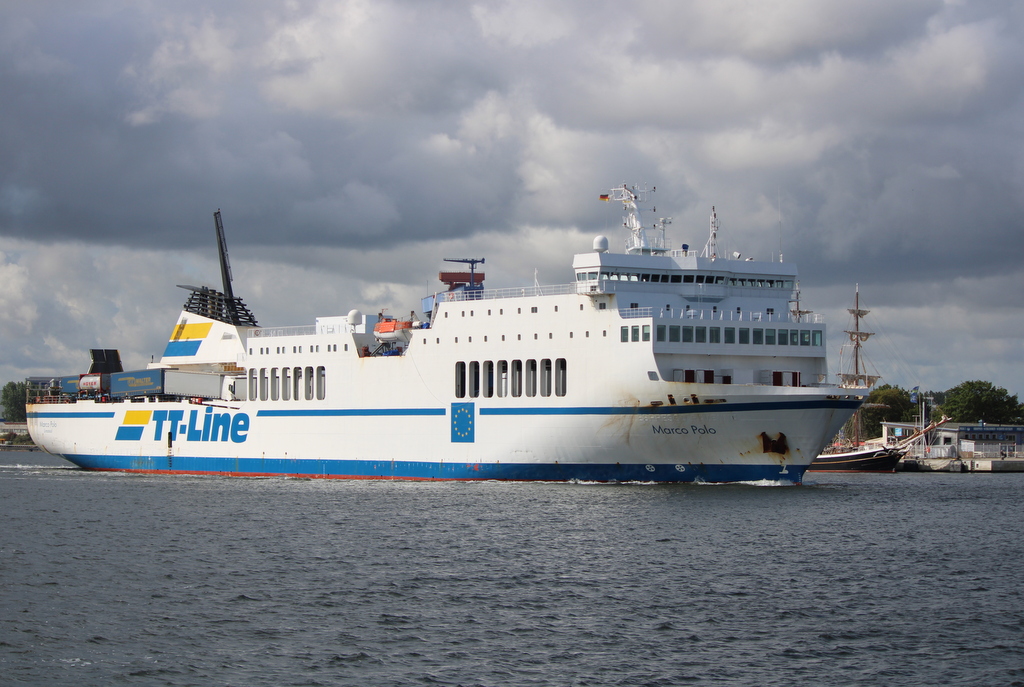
[599,194,610,201]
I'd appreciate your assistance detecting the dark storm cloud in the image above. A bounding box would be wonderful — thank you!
[2,0,1024,394]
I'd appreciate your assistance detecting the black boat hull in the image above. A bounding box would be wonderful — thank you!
[807,448,902,473]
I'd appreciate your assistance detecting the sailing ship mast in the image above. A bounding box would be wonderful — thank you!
[837,284,881,445]
[839,284,880,389]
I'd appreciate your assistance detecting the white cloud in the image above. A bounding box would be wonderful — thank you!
[471,0,575,48]
[124,14,240,123]
[699,122,844,170]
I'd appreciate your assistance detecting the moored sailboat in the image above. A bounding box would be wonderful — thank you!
[808,285,895,472]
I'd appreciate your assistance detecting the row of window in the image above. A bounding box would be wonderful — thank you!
[673,370,802,386]
[445,303,598,318]
[621,325,823,346]
[427,330,607,346]
[250,345,341,356]
[455,359,568,399]
[247,366,327,402]
[576,271,794,289]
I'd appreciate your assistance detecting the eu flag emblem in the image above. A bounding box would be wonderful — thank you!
[451,402,475,443]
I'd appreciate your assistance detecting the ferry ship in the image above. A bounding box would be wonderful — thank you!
[27,185,863,483]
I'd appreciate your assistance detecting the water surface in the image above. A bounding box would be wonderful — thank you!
[2,451,1022,686]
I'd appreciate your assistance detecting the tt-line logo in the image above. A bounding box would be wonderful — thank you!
[115,408,250,443]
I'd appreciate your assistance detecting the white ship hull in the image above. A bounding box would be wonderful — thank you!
[29,385,859,483]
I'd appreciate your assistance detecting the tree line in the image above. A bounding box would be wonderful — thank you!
[859,381,1023,438]
[2,381,28,423]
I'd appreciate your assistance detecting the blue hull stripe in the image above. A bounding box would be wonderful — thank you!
[27,411,117,419]
[28,400,857,422]
[257,408,446,417]
[481,399,861,416]
[59,453,808,484]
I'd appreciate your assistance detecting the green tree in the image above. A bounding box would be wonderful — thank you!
[1,381,28,423]
[941,380,1023,424]
[860,384,915,438]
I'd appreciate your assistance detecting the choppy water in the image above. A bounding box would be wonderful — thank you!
[2,450,1023,686]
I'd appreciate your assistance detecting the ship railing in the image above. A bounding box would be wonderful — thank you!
[247,325,317,338]
[619,307,654,319]
[667,309,824,323]
[248,322,355,338]
[28,394,77,405]
[442,283,579,302]
[617,308,825,323]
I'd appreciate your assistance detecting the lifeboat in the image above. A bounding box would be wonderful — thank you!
[373,316,415,343]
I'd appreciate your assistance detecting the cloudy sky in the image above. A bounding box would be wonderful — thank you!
[2,0,1022,400]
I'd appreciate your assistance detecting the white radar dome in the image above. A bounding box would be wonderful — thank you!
[593,235,609,253]
[347,309,363,326]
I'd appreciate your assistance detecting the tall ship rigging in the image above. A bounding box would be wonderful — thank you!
[808,286,902,472]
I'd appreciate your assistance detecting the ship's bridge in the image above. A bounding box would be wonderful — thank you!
[572,250,796,289]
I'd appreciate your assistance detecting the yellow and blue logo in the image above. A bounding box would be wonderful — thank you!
[451,402,474,443]
[115,407,250,443]
[115,410,152,441]
[163,322,212,357]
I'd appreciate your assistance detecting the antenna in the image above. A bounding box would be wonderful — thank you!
[701,206,720,259]
[601,184,667,255]
[777,189,783,263]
